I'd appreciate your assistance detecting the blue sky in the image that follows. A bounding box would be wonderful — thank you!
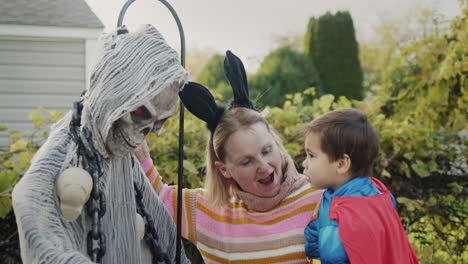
[85,0,462,71]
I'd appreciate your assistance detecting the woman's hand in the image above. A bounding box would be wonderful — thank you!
[134,140,150,163]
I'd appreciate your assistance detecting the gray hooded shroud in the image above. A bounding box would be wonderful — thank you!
[12,25,189,264]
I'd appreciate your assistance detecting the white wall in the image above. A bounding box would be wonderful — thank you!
[0,25,102,148]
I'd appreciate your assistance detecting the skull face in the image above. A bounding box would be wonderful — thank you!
[106,87,179,157]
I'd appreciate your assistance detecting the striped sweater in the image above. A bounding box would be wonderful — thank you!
[143,160,324,264]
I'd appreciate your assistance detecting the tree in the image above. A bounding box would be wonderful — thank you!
[271,32,304,52]
[195,54,231,101]
[249,46,320,107]
[374,6,467,132]
[185,47,217,80]
[359,6,451,96]
[304,11,364,100]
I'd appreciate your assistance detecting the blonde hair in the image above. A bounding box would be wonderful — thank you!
[205,108,289,208]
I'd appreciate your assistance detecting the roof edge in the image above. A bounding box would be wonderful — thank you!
[0,24,102,39]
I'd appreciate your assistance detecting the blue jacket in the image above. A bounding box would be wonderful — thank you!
[304,177,396,264]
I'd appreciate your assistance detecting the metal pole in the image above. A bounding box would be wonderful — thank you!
[117,1,186,263]
[117,0,136,27]
[157,2,186,263]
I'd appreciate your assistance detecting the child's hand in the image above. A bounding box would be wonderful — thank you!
[134,140,150,163]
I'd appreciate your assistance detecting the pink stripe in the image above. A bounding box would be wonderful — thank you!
[161,186,176,218]
[161,186,189,239]
[196,210,312,237]
[140,157,153,173]
[197,224,304,243]
[196,191,321,222]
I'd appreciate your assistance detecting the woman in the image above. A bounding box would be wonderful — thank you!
[135,51,323,263]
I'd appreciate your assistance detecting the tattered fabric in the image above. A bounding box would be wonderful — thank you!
[12,25,189,264]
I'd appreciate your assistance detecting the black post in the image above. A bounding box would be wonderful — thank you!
[117,1,186,263]
[157,2,186,263]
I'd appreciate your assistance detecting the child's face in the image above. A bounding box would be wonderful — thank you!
[302,132,341,190]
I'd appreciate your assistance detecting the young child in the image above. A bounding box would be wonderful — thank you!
[302,108,419,264]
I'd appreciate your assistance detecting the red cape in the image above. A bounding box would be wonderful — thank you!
[329,178,419,264]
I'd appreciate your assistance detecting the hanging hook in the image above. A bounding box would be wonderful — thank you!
[117,0,185,67]
[117,0,137,28]
[117,1,186,264]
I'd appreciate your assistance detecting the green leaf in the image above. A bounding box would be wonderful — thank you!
[183,160,198,174]
[411,160,430,177]
[381,169,391,178]
[9,130,21,142]
[50,110,63,121]
[15,151,34,174]
[0,170,19,193]
[29,110,45,129]
[403,152,415,160]
[397,197,410,205]
[0,125,7,131]
[0,196,12,219]
[393,144,401,154]
[447,182,463,194]
[401,162,412,178]
[398,197,415,211]
[303,87,316,95]
[318,94,335,113]
[9,139,28,153]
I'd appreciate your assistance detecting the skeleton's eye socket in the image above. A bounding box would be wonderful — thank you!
[134,108,144,115]
[131,106,151,122]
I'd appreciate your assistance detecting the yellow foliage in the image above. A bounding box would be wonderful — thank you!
[9,140,28,153]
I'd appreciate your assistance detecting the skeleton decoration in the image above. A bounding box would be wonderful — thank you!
[12,25,189,263]
[106,86,179,158]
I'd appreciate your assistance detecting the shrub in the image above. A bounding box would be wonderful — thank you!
[304,11,364,100]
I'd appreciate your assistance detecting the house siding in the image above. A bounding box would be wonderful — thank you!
[0,37,85,147]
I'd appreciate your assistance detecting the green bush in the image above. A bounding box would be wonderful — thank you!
[0,107,62,263]
[249,46,320,107]
[146,106,209,189]
[147,89,466,263]
[195,53,232,102]
[0,91,465,263]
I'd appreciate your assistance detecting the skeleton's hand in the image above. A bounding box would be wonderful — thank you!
[56,168,93,221]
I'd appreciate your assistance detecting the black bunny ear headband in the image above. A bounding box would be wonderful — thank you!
[179,50,255,133]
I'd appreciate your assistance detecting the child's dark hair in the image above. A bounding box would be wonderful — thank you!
[301,108,379,177]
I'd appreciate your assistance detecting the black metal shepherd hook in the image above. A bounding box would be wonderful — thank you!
[117,1,186,264]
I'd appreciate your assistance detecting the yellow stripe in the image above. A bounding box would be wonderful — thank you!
[269,187,319,207]
[145,166,155,177]
[184,189,194,242]
[196,202,316,225]
[152,174,162,191]
[199,249,305,264]
[306,257,321,264]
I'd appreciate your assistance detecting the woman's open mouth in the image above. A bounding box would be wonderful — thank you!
[258,172,274,185]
